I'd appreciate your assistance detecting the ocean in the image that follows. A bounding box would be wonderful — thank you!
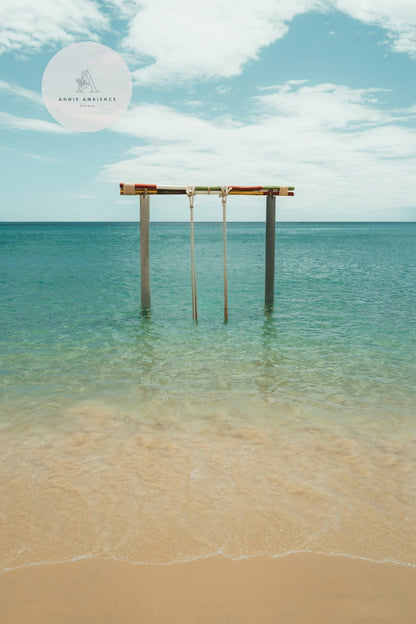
[0,221,415,570]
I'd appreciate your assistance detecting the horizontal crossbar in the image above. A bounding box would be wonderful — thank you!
[119,183,295,197]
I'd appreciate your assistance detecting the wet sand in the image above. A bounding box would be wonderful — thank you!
[1,553,415,623]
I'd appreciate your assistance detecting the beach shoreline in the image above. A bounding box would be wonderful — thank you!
[1,552,415,623]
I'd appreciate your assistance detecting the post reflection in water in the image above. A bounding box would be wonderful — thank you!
[134,313,158,403]
[257,312,282,399]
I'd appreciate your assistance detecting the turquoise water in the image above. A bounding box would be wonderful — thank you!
[1,222,415,568]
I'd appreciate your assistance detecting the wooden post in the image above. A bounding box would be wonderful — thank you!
[140,194,150,311]
[265,191,276,308]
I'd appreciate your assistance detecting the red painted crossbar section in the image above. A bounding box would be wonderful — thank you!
[120,183,157,195]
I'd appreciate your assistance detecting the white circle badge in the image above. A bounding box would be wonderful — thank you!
[42,42,132,132]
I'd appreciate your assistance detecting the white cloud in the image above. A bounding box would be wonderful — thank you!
[124,0,321,85]
[121,0,416,85]
[0,0,107,54]
[255,83,393,129]
[3,0,416,83]
[331,0,416,57]
[102,82,416,220]
[0,145,58,162]
[0,80,43,105]
[0,111,70,133]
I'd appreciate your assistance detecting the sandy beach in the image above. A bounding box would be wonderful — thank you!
[1,553,415,623]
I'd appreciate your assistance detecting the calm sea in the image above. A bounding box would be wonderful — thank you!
[0,222,415,569]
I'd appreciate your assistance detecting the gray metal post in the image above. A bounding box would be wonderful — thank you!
[265,192,276,308]
[140,194,150,311]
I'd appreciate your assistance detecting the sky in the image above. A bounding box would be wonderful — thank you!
[1,0,416,222]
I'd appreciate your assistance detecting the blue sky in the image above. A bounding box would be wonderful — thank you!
[1,0,416,221]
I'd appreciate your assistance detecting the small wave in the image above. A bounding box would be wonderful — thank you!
[2,548,416,577]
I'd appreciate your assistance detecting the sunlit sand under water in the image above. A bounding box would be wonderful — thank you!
[1,222,415,573]
[1,396,415,570]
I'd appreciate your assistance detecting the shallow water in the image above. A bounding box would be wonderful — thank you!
[1,222,415,568]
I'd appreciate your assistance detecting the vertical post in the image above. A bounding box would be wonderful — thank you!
[190,196,198,321]
[140,194,150,311]
[265,191,276,308]
[222,195,228,322]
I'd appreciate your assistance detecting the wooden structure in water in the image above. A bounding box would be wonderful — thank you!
[119,183,295,318]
